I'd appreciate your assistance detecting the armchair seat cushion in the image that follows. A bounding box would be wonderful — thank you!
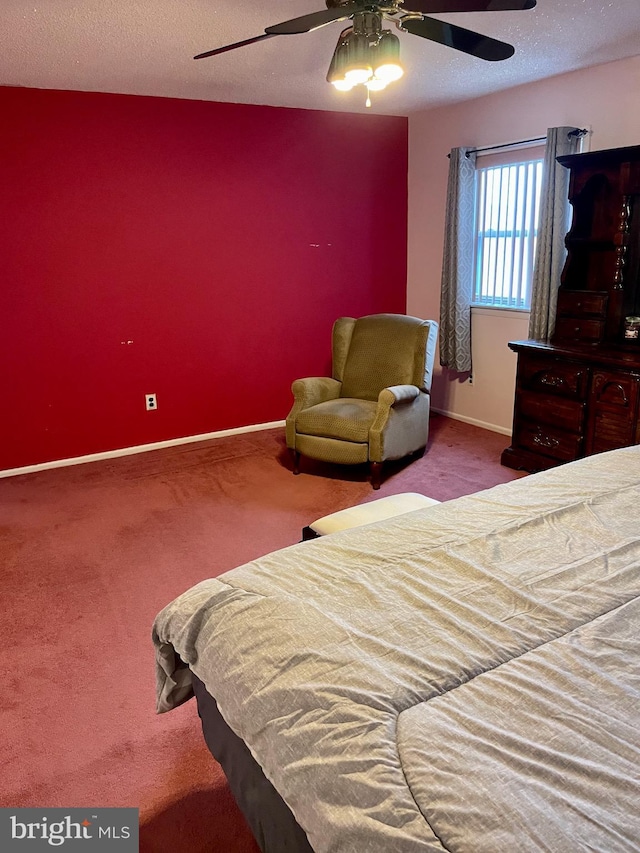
[295,398,378,443]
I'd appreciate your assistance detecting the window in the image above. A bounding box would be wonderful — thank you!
[473,156,544,310]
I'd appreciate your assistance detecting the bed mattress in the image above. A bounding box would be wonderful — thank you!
[154,445,640,852]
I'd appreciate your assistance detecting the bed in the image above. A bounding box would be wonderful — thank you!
[153,445,640,853]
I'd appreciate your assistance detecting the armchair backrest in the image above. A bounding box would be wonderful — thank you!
[332,317,357,383]
[333,314,438,402]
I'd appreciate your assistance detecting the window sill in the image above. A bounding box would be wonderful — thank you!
[471,305,531,319]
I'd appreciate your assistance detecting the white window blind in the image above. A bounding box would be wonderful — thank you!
[473,156,543,309]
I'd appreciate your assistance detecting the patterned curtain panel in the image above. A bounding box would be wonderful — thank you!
[528,127,582,341]
[439,147,477,373]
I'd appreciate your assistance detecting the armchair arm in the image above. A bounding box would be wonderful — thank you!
[369,384,430,462]
[286,377,342,449]
[378,384,421,407]
[291,377,342,408]
[371,385,421,439]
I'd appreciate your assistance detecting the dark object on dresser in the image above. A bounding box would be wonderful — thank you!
[503,144,640,472]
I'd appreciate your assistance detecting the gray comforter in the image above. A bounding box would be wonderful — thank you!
[153,445,640,853]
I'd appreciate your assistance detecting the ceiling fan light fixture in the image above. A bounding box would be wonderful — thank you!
[344,66,373,84]
[374,62,403,83]
[332,78,355,91]
[344,31,374,84]
[326,30,353,87]
[366,77,387,91]
[373,30,404,83]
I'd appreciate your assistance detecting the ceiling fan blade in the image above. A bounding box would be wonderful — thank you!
[194,33,275,60]
[194,4,367,60]
[401,0,535,11]
[401,16,515,60]
[265,4,365,36]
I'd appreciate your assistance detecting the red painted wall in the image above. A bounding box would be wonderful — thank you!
[0,87,408,470]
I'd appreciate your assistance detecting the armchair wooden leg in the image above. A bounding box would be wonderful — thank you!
[370,461,383,490]
[291,449,301,475]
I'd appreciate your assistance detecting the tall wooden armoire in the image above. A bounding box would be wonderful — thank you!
[502,144,640,472]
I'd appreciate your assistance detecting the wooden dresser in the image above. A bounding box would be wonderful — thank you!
[502,144,640,472]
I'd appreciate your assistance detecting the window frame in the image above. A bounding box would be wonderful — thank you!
[471,145,545,312]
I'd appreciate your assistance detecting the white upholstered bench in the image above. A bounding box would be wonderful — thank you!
[302,492,440,540]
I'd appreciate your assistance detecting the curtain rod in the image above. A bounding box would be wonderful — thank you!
[447,128,589,159]
[470,134,546,155]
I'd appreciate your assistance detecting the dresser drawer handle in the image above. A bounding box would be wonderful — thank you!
[540,375,567,389]
[533,433,560,449]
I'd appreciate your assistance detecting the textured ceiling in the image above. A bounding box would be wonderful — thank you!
[1,1,639,116]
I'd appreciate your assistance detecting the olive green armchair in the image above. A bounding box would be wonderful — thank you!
[286,313,439,489]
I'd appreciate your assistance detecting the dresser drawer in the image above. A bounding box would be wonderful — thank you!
[517,358,589,400]
[514,423,583,462]
[588,416,637,454]
[590,370,640,416]
[517,392,585,433]
[553,317,605,343]
[556,290,608,318]
[585,370,640,454]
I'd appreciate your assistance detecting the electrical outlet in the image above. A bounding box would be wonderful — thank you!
[145,393,157,411]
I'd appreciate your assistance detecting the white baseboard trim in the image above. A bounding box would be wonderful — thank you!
[432,408,512,437]
[0,420,286,479]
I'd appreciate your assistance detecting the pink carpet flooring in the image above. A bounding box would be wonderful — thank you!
[0,416,524,851]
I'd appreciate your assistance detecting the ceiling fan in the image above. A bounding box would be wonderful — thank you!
[194,0,537,105]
